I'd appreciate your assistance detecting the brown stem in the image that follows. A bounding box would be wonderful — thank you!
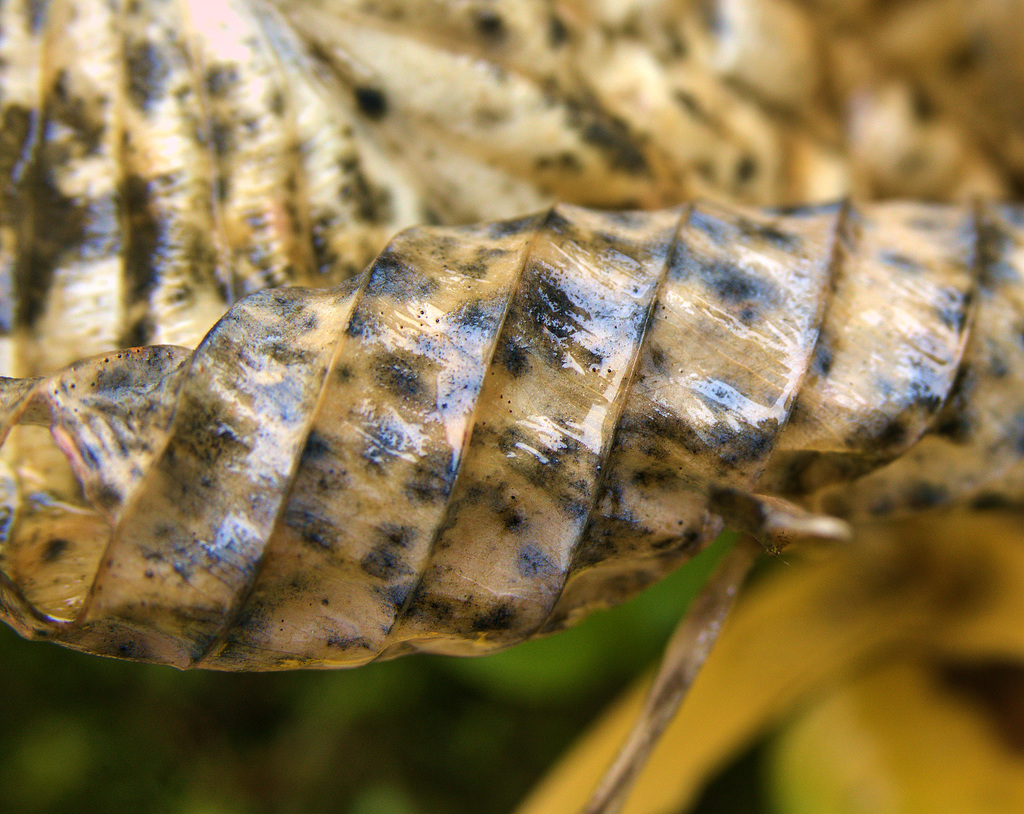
[580,536,761,814]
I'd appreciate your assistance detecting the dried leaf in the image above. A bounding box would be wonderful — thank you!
[4,0,1020,379]
[2,198,1023,669]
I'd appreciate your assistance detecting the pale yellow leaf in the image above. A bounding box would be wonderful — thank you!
[520,510,1024,814]
[768,658,1024,814]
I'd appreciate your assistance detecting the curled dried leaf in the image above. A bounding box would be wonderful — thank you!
[3,198,1024,670]
[0,0,687,378]
[4,0,1020,382]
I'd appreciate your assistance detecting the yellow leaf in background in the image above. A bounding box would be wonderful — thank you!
[768,659,1024,814]
[520,510,1024,814]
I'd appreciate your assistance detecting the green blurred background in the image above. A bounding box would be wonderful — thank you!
[1,535,756,814]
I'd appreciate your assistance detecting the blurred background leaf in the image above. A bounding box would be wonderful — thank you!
[520,511,1024,814]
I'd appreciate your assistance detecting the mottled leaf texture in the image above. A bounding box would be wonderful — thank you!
[3,199,1023,669]
[0,0,691,379]
[4,0,1021,381]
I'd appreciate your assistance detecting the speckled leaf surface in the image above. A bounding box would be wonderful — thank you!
[3,0,1022,381]
[3,199,1024,668]
[2,3,1024,811]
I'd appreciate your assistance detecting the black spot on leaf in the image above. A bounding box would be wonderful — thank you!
[517,545,556,578]
[125,41,171,111]
[42,538,70,563]
[354,86,388,119]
